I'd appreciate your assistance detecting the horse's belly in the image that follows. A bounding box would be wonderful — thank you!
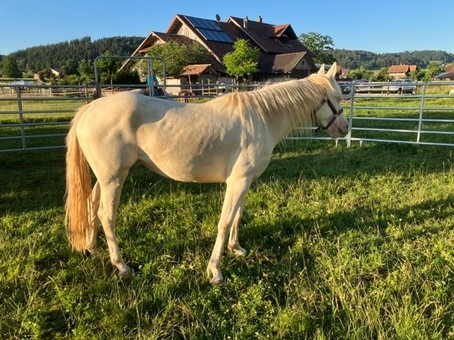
[140,152,230,183]
[137,122,246,183]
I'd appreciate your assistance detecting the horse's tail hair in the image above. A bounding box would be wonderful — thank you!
[65,104,93,252]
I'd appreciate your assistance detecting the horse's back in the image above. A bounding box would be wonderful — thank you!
[73,91,271,183]
[75,92,152,174]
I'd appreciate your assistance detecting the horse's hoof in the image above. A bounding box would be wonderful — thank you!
[229,246,247,257]
[210,274,224,286]
[84,249,99,258]
[118,265,133,279]
[235,247,247,256]
[89,250,100,259]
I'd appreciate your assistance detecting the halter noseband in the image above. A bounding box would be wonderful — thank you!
[314,98,344,132]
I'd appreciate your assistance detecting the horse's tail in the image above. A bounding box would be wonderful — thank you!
[65,104,93,252]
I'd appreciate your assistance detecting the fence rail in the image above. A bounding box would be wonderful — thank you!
[344,82,454,147]
[0,81,453,152]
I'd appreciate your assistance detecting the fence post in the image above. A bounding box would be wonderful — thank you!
[346,84,355,147]
[15,86,27,150]
[416,84,426,143]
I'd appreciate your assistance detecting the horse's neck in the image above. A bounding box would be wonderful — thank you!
[263,83,319,142]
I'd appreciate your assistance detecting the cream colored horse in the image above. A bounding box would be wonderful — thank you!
[65,63,348,285]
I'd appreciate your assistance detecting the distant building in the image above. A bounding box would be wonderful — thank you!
[388,64,418,78]
[433,64,454,81]
[120,14,316,83]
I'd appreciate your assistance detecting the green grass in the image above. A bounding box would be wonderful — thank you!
[0,98,85,114]
[1,140,453,339]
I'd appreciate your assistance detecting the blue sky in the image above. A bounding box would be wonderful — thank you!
[1,0,453,55]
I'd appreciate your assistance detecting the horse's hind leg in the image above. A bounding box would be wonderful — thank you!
[86,181,100,258]
[228,207,247,256]
[97,172,132,278]
[207,177,252,285]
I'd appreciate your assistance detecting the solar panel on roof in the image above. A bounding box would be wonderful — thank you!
[186,16,221,31]
[185,15,233,43]
[198,29,233,43]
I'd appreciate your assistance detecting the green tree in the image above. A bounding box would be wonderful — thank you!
[78,59,94,83]
[223,39,260,82]
[409,68,425,81]
[424,62,445,81]
[1,56,22,78]
[144,41,208,77]
[63,74,82,85]
[97,51,122,85]
[64,59,79,75]
[299,32,336,64]
[349,66,373,80]
[114,69,141,84]
[372,67,390,82]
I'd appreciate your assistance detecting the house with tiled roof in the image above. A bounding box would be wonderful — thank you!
[388,64,419,78]
[121,14,316,86]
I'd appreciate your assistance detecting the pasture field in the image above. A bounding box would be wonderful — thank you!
[0,137,453,338]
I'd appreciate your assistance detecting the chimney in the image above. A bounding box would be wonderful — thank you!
[243,16,248,29]
[258,15,262,23]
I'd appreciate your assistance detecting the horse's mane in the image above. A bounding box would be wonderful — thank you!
[209,74,334,137]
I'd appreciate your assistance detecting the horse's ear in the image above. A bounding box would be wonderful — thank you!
[317,64,326,75]
[326,62,338,79]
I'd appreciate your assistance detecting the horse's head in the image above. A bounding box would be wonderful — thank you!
[313,63,349,138]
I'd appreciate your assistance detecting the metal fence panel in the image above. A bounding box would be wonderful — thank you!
[0,81,453,153]
[342,82,454,147]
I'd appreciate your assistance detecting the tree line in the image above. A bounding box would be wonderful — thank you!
[0,36,143,81]
[2,34,453,82]
[299,32,454,70]
[332,49,454,70]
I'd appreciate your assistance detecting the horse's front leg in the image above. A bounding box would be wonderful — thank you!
[207,177,252,285]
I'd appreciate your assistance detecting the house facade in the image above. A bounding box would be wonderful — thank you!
[388,64,418,79]
[121,14,316,88]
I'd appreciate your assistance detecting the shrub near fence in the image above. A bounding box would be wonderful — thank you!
[0,82,453,152]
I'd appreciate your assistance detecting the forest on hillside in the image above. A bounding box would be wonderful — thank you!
[1,35,453,79]
[1,36,144,76]
[333,49,454,70]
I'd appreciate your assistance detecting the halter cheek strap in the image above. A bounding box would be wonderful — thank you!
[314,98,344,132]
